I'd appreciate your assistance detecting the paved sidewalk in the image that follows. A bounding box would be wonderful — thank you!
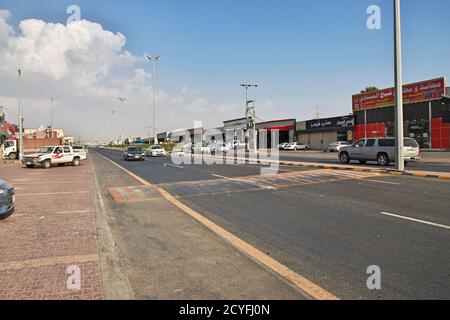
[0,159,103,300]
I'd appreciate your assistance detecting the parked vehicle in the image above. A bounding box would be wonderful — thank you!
[22,146,82,169]
[0,179,15,220]
[71,145,88,160]
[146,145,167,157]
[328,141,351,152]
[123,147,145,161]
[193,142,211,154]
[210,142,232,153]
[232,141,247,150]
[277,143,289,150]
[283,142,310,151]
[2,137,63,160]
[338,137,421,166]
[73,145,88,155]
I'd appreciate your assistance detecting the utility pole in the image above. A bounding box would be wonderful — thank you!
[118,97,126,145]
[18,69,24,161]
[394,0,404,171]
[50,97,54,138]
[241,84,258,152]
[145,55,160,144]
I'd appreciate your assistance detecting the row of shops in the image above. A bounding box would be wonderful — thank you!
[155,77,450,150]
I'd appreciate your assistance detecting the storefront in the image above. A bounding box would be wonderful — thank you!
[297,115,354,150]
[256,119,296,148]
[352,77,449,149]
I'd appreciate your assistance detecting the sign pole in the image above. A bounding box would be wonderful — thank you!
[394,0,404,171]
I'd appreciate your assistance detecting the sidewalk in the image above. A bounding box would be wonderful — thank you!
[0,159,103,300]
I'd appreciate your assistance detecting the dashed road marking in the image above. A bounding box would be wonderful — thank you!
[380,212,450,230]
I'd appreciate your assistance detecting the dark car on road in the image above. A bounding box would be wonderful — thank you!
[0,179,15,220]
[123,147,145,161]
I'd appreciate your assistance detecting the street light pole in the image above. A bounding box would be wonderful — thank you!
[118,97,126,145]
[241,84,258,151]
[146,55,160,144]
[394,0,404,171]
[17,69,24,161]
[50,97,54,138]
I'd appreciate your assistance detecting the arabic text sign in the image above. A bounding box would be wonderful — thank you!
[352,78,446,111]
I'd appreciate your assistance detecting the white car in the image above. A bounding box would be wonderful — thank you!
[146,145,167,157]
[22,146,82,169]
[210,142,232,153]
[71,145,88,160]
[277,143,289,150]
[283,142,310,151]
[328,141,351,152]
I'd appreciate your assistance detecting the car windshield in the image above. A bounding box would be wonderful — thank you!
[152,146,163,150]
[5,141,14,148]
[127,148,142,152]
[73,146,83,150]
[37,147,54,153]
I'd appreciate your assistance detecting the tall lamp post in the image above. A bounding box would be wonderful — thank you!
[118,97,126,145]
[50,97,54,138]
[394,0,405,171]
[145,55,160,144]
[18,69,24,161]
[241,84,258,152]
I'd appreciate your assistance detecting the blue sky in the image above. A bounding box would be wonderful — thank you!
[1,0,449,138]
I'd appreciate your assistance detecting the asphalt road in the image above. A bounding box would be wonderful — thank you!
[95,148,450,299]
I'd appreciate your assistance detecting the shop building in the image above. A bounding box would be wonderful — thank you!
[223,118,248,143]
[297,115,354,150]
[352,77,449,149]
[256,119,296,148]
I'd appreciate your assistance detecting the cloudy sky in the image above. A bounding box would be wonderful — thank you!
[0,0,449,142]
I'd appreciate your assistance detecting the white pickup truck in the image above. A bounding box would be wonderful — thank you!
[22,146,84,169]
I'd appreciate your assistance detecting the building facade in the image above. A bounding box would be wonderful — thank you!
[352,77,449,149]
[297,115,354,150]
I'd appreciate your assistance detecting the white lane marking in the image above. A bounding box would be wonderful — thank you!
[163,163,184,169]
[380,212,450,230]
[360,179,401,185]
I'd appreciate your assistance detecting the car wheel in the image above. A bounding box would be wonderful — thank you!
[42,160,51,169]
[339,152,350,164]
[72,157,80,167]
[377,153,390,166]
[9,153,17,160]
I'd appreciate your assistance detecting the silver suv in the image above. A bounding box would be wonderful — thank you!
[338,137,421,166]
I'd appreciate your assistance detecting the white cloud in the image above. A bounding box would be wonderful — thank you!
[0,11,241,141]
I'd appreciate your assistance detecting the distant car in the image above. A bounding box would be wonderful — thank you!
[283,142,310,151]
[277,143,289,150]
[338,137,421,166]
[328,141,351,152]
[0,179,15,220]
[146,145,167,157]
[232,141,247,150]
[211,142,232,153]
[123,147,145,161]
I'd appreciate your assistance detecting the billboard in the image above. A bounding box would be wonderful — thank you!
[352,77,447,112]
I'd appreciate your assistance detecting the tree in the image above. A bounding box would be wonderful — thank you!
[361,86,380,93]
